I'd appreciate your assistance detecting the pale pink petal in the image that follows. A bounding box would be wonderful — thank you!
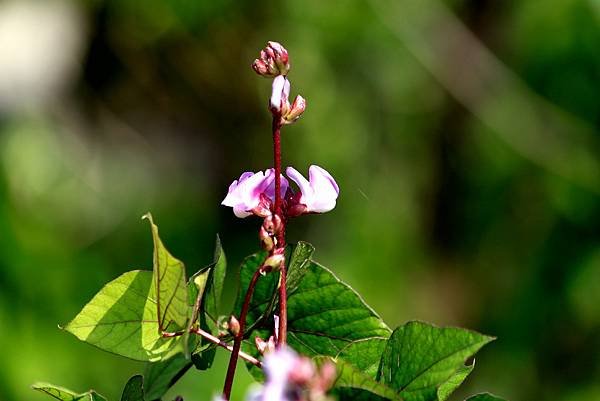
[270,75,286,112]
[285,165,339,214]
[307,165,339,213]
[286,166,313,205]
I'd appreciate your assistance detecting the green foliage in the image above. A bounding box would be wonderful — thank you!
[143,213,188,332]
[378,322,494,401]
[437,361,474,401]
[316,357,400,400]
[144,355,191,401]
[39,216,505,401]
[120,375,145,401]
[32,383,107,401]
[63,270,178,361]
[235,242,391,355]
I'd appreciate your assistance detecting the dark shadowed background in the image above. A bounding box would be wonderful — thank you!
[0,0,598,400]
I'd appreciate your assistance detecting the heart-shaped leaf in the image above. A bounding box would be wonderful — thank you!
[379,322,494,401]
[63,270,178,361]
[234,243,390,379]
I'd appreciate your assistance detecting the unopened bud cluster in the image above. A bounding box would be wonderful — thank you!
[253,42,306,125]
[252,41,290,77]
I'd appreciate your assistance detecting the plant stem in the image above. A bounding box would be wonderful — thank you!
[272,116,283,216]
[191,328,262,367]
[278,260,287,345]
[161,329,262,368]
[222,267,264,400]
[272,114,288,347]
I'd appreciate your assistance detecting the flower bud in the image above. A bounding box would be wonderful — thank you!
[263,253,285,272]
[217,315,229,337]
[262,214,283,235]
[228,315,240,336]
[251,59,270,76]
[259,225,275,252]
[255,335,276,355]
[283,95,306,124]
[252,41,290,77]
[268,41,289,72]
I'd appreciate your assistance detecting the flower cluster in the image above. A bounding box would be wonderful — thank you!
[253,41,306,124]
[222,41,337,221]
[221,165,339,219]
[247,347,336,401]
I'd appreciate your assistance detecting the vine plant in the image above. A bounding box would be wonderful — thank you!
[33,42,508,401]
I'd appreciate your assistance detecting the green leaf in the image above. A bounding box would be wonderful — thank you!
[333,388,389,401]
[232,242,313,333]
[64,270,178,361]
[121,375,145,401]
[185,236,227,369]
[184,267,210,357]
[379,322,494,401]
[337,338,388,378]
[437,361,474,401]
[144,355,192,401]
[286,261,390,357]
[465,394,507,401]
[232,249,272,331]
[286,241,315,294]
[143,213,188,332]
[32,383,107,401]
[188,268,210,308]
[235,243,390,378]
[314,357,400,401]
[203,235,227,329]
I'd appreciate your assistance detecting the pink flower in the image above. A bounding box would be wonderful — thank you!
[222,169,288,218]
[286,165,339,214]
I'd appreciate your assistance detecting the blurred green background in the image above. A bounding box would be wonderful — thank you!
[0,0,598,400]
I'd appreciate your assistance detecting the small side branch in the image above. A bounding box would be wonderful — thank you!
[161,329,262,368]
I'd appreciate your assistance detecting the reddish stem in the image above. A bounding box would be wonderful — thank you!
[272,116,283,216]
[222,267,264,400]
[278,260,288,345]
[272,114,288,346]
